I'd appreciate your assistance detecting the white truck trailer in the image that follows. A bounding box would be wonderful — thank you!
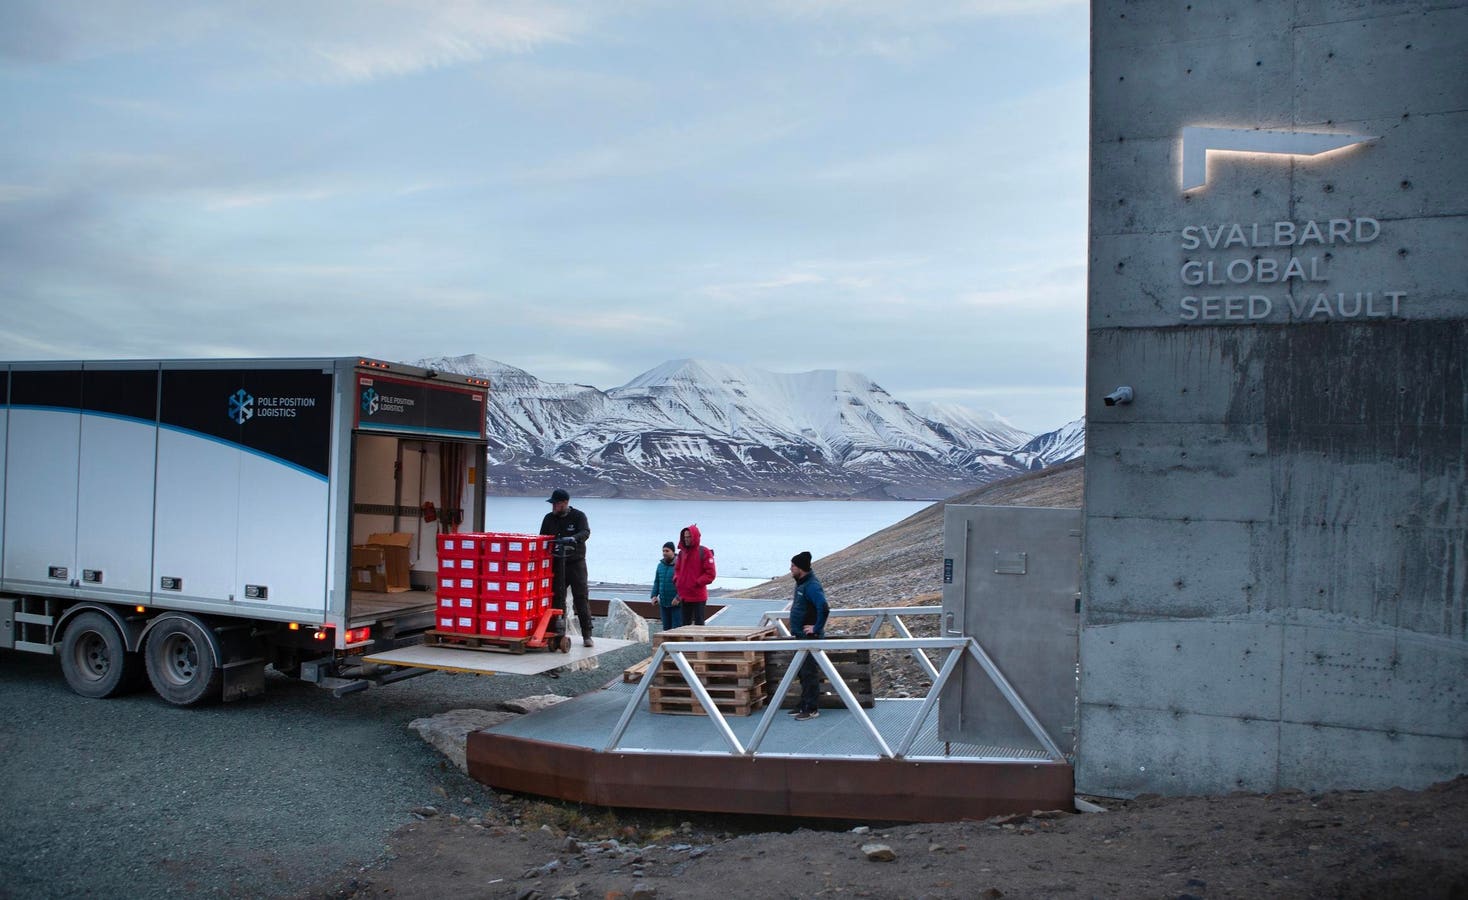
[0,357,492,705]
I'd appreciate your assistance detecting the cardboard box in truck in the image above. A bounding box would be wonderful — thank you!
[366,533,414,593]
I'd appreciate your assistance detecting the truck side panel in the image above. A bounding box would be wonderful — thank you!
[76,367,159,599]
[153,424,240,604]
[0,371,10,585]
[3,370,81,597]
[154,366,334,617]
[236,452,329,617]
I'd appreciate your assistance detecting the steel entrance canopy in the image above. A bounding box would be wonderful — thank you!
[466,608,1074,821]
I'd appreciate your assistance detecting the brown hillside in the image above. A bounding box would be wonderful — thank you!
[730,458,1083,607]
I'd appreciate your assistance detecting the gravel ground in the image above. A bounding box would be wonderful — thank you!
[0,634,652,900]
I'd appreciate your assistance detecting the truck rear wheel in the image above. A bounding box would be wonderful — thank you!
[145,617,223,706]
[59,611,140,699]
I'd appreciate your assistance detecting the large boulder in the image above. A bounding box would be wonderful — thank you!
[408,708,519,773]
[497,694,570,714]
[604,598,650,643]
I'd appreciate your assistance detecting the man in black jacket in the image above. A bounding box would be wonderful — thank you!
[540,489,594,646]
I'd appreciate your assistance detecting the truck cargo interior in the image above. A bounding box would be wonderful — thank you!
[348,434,481,627]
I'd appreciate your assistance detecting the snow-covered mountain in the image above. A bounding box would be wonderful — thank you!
[1012,417,1086,469]
[415,354,1081,500]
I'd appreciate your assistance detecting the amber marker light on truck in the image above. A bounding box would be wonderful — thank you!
[135,606,146,613]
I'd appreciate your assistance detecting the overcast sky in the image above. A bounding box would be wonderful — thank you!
[0,1,1088,434]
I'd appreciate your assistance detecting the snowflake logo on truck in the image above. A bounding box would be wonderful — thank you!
[228,389,254,425]
[361,387,379,416]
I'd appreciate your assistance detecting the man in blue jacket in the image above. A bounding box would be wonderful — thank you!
[787,550,830,721]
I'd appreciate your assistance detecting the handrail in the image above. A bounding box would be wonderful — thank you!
[604,634,1065,763]
[760,606,944,681]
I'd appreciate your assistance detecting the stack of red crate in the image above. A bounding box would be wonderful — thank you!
[435,532,492,635]
[435,532,555,638]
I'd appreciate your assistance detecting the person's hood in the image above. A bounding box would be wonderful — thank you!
[682,523,702,547]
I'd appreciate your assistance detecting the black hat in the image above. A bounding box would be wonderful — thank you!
[663,541,676,551]
[547,488,570,503]
[791,551,813,572]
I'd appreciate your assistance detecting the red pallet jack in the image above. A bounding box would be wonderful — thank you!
[526,606,573,653]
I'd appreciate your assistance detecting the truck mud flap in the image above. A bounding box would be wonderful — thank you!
[222,657,266,702]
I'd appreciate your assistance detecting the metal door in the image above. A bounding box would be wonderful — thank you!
[940,505,1081,752]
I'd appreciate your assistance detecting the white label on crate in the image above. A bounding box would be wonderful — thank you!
[505,620,523,633]
[508,541,526,552]
[506,561,523,573]
[456,617,474,630]
[457,578,475,590]
[457,597,474,609]
[507,581,522,592]
[506,600,522,611]
[482,601,499,613]
[483,580,501,592]
[488,542,504,554]
[482,621,498,634]
[484,560,501,573]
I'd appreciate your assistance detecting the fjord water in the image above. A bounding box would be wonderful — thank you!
[484,496,930,591]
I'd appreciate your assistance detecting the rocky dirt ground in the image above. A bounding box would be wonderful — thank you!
[305,775,1467,899]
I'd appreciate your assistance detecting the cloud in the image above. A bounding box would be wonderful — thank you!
[0,1,596,83]
[772,0,1085,24]
[275,1,592,84]
[517,104,808,184]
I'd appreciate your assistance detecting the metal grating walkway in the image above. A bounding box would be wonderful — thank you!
[487,681,1057,761]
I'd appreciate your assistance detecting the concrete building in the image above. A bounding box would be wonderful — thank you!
[1080,0,1467,795]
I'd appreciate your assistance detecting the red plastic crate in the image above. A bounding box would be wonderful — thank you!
[479,597,502,617]
[491,533,552,563]
[480,578,530,600]
[498,616,533,636]
[477,616,501,637]
[499,558,541,577]
[437,573,479,596]
[437,556,479,576]
[436,532,490,558]
[481,558,505,576]
[435,613,456,632]
[496,596,540,620]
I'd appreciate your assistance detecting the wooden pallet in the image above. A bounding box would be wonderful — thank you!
[647,693,768,717]
[764,643,875,709]
[648,624,775,715]
[655,656,764,678]
[623,656,653,684]
[648,677,766,701]
[425,629,565,656]
[652,625,777,659]
[652,624,778,645]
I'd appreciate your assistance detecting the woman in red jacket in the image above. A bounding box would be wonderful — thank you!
[673,524,716,626]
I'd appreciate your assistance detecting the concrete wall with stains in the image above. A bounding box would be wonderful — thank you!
[1079,0,1467,796]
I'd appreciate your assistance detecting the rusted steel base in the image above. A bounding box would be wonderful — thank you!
[588,598,726,620]
[467,731,1074,822]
